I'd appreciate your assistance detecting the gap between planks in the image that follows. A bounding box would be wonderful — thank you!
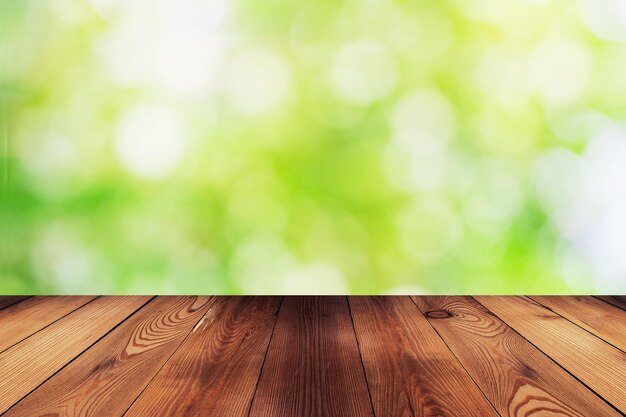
[0,296,153,414]
[475,296,626,415]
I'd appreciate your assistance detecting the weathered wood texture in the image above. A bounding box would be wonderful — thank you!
[0,296,95,353]
[0,296,151,414]
[0,296,623,416]
[126,297,281,417]
[476,296,626,413]
[249,296,374,417]
[351,296,498,417]
[413,296,621,417]
[530,296,626,352]
[5,296,213,417]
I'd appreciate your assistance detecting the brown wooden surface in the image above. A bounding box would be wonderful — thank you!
[0,296,150,414]
[0,296,29,311]
[530,296,626,352]
[0,296,623,417]
[476,296,626,414]
[596,296,626,311]
[0,296,95,353]
[249,296,374,417]
[413,296,621,417]
[351,296,498,417]
[126,297,281,417]
[5,296,213,417]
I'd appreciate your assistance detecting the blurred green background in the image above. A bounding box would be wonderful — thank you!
[2,0,626,294]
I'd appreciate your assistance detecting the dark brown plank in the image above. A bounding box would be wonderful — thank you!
[0,296,151,414]
[595,296,626,311]
[0,296,96,353]
[5,296,214,417]
[249,296,374,417]
[0,296,29,310]
[530,296,626,352]
[476,296,626,413]
[125,297,281,417]
[350,296,498,417]
[413,296,621,417]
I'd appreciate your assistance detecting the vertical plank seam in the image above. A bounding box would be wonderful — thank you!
[473,296,625,417]
[0,296,98,355]
[346,296,379,417]
[1,296,155,416]
[527,296,626,354]
[119,296,217,417]
[408,296,503,417]
[246,296,284,417]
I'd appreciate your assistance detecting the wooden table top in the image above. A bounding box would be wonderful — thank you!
[0,296,624,416]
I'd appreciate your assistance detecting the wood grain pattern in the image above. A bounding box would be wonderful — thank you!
[125,297,280,417]
[350,296,498,417]
[0,296,29,311]
[476,296,626,413]
[0,296,96,353]
[4,296,213,417]
[0,296,151,414]
[595,296,626,311]
[413,296,621,417]
[0,296,624,416]
[530,296,626,352]
[249,296,374,417]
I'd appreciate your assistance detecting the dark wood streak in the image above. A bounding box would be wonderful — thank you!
[595,296,626,311]
[351,296,498,417]
[0,297,29,311]
[125,297,280,417]
[413,296,621,417]
[249,296,374,417]
[5,296,214,417]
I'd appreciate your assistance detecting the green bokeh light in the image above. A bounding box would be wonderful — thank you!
[2,0,626,294]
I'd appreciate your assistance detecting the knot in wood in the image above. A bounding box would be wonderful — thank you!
[425,309,453,319]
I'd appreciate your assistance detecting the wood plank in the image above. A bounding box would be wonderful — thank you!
[595,296,626,311]
[349,296,498,417]
[476,296,626,413]
[530,296,626,352]
[0,296,151,414]
[0,296,96,353]
[0,296,29,311]
[125,297,281,417]
[4,296,214,417]
[249,297,374,417]
[413,296,621,417]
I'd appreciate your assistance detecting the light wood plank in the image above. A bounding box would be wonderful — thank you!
[125,297,280,417]
[0,296,29,311]
[0,296,151,414]
[0,296,96,353]
[249,297,374,417]
[413,296,621,417]
[350,296,498,417]
[530,296,626,352]
[476,296,626,413]
[5,296,213,417]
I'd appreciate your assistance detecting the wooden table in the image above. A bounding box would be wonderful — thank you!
[0,296,624,416]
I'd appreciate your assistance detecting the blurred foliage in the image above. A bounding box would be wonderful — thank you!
[2,0,626,294]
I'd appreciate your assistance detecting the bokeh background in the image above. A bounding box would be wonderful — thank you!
[2,0,626,294]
